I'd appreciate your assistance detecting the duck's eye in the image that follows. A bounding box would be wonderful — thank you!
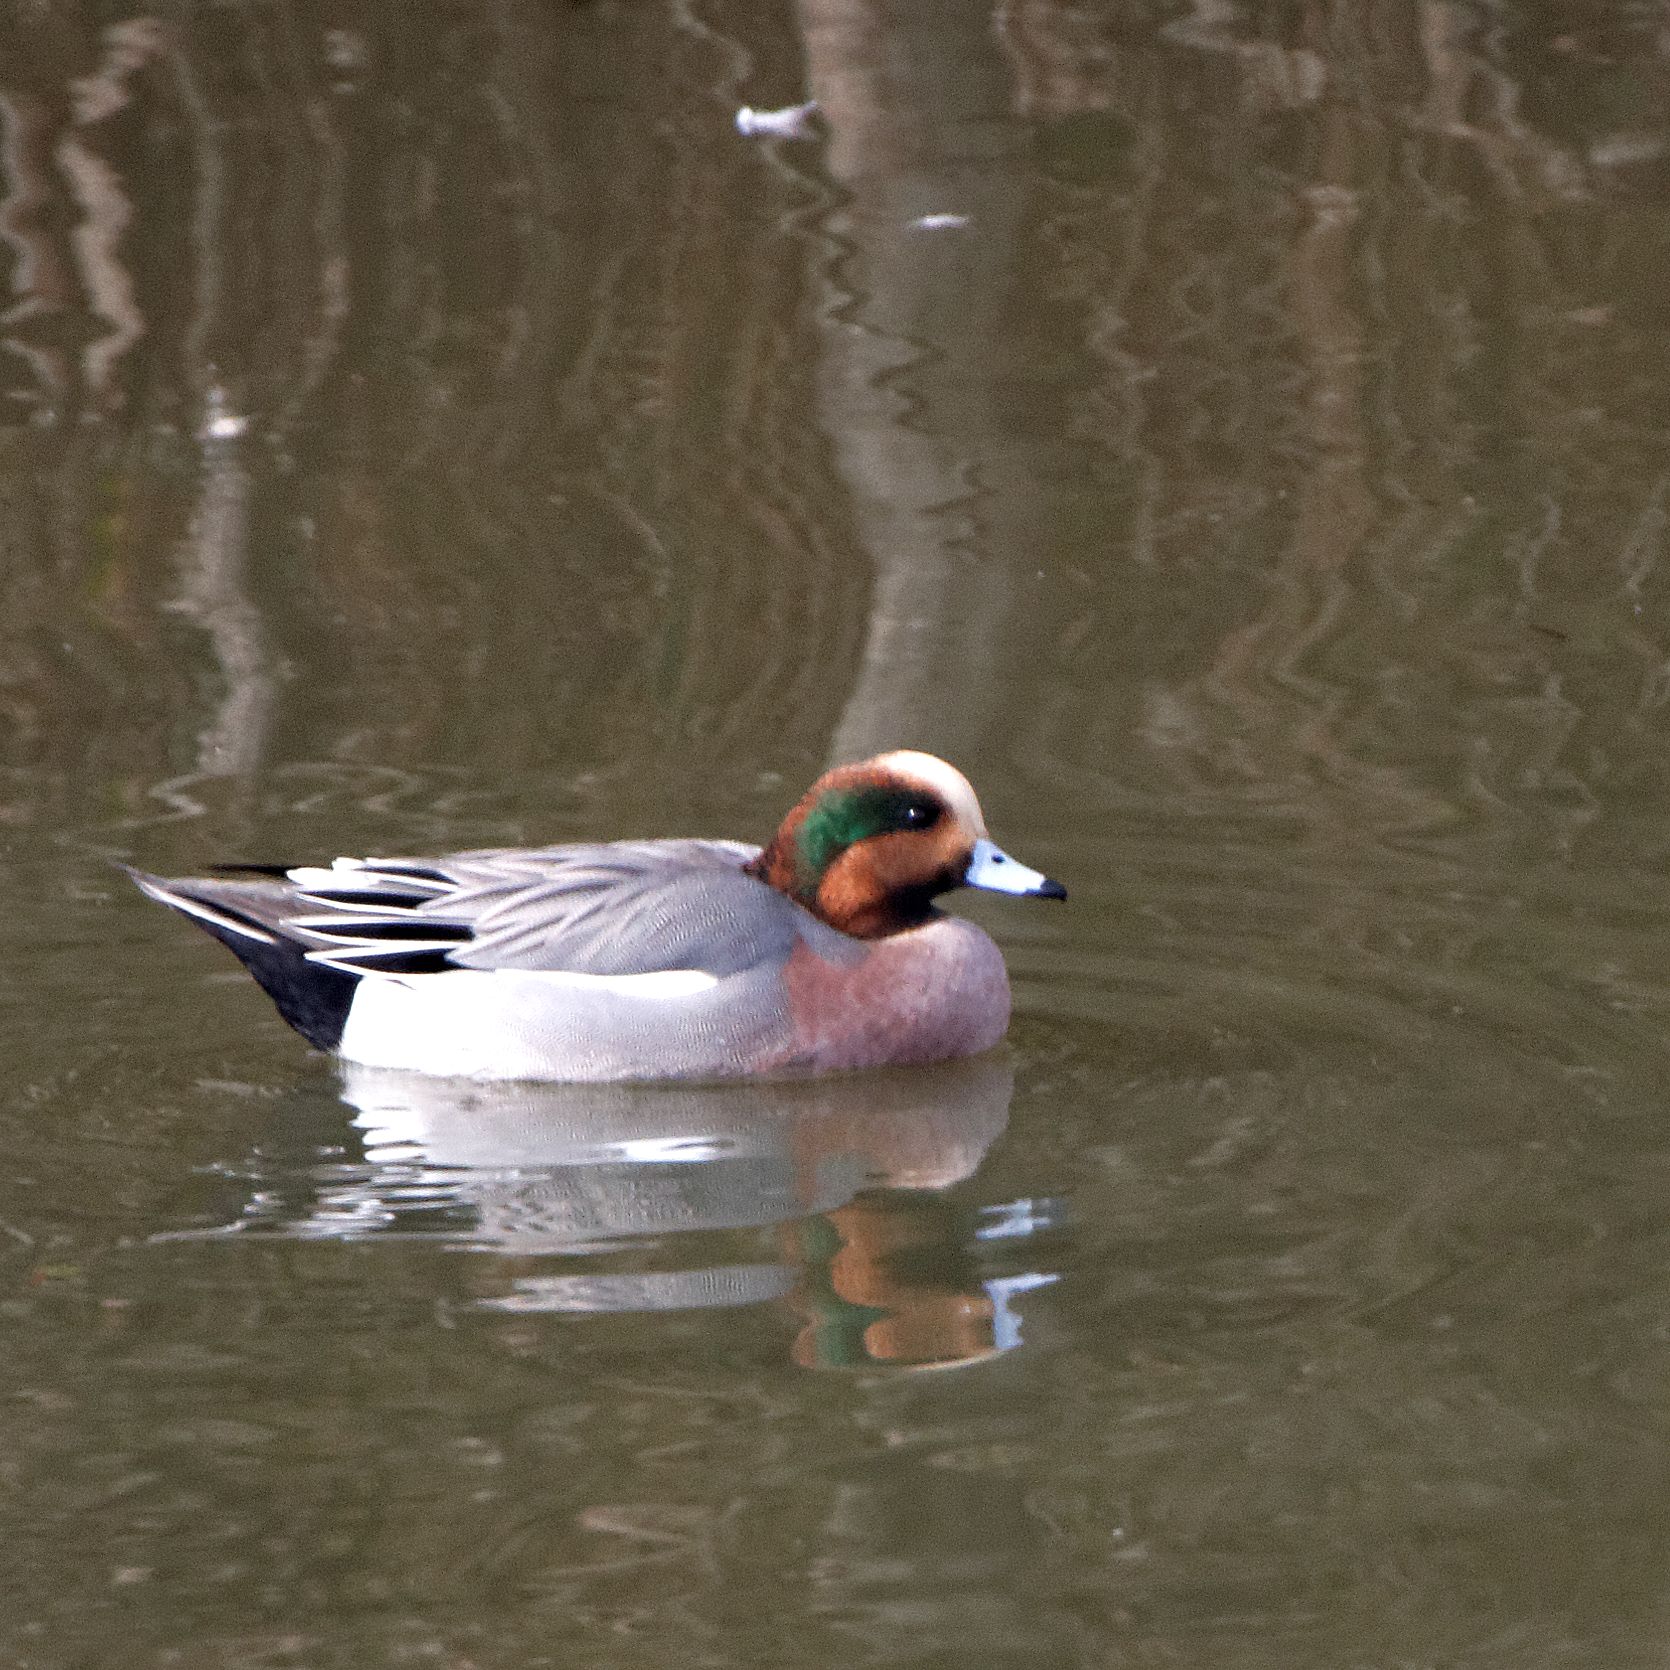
[899,801,937,830]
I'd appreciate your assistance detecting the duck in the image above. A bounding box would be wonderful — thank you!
[126,750,1066,1082]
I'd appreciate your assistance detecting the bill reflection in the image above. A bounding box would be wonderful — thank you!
[199,1055,1059,1371]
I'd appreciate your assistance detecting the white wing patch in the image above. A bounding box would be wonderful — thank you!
[286,859,450,898]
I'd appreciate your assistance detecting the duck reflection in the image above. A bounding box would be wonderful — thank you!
[789,1194,1061,1372]
[224,1054,1057,1369]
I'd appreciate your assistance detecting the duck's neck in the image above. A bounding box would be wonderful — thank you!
[744,840,936,940]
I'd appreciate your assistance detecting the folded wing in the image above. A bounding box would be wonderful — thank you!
[274,838,796,979]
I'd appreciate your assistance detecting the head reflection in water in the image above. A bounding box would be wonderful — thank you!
[789,1188,1061,1372]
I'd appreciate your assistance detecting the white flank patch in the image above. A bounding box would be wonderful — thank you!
[338,967,720,1077]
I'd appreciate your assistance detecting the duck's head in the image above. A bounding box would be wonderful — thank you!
[745,750,1067,939]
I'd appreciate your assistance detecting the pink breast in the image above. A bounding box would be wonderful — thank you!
[775,918,1011,1073]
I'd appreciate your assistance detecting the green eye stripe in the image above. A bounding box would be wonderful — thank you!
[794,787,932,887]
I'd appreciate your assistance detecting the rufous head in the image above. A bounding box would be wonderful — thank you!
[744,750,1066,938]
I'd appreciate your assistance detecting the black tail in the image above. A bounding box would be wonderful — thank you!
[124,867,359,1052]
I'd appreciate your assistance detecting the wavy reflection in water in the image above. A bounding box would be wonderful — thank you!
[165,416,273,790]
[175,1054,1059,1371]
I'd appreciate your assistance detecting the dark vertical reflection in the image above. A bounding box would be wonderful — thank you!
[0,1,876,845]
[994,0,1670,901]
[3,3,1670,1667]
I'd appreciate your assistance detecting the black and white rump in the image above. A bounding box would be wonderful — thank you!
[124,839,768,1052]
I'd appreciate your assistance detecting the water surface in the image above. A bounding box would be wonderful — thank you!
[6,2,1670,1665]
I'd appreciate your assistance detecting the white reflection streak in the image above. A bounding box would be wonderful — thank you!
[168,431,272,781]
[61,20,166,407]
[792,0,1016,766]
[983,1270,1058,1354]
[160,27,274,785]
[735,101,820,140]
[0,89,71,405]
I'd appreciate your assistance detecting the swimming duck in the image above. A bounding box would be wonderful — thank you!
[127,751,1065,1082]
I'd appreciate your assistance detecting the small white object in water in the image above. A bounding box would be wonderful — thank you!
[911,213,971,231]
[200,387,249,441]
[735,100,819,140]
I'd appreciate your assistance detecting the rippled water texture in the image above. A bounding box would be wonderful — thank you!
[6,3,1670,1666]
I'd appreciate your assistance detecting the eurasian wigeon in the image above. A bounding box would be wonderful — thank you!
[128,751,1065,1081]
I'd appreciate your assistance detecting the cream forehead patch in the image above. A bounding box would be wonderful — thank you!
[872,750,987,836]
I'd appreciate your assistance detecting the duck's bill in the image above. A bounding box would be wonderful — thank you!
[965,838,1067,901]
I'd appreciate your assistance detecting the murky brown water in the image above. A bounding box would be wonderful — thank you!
[7,2,1670,1665]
